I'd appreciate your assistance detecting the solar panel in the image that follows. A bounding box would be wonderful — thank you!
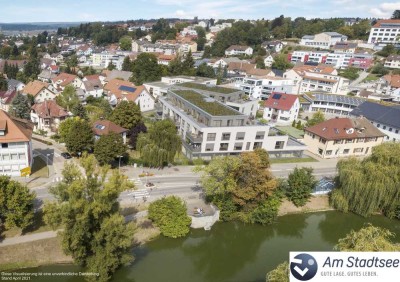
[272,93,282,100]
[119,85,136,92]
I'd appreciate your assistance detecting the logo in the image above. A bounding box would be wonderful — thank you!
[290,253,318,281]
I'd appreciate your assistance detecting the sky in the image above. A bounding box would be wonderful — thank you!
[0,0,399,23]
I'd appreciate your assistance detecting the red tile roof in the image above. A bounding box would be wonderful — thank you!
[264,93,298,111]
[51,73,78,87]
[0,110,34,143]
[92,120,128,136]
[31,100,69,118]
[383,74,400,88]
[373,19,400,28]
[305,117,385,140]
[0,89,17,105]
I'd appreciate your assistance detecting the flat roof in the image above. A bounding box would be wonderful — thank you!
[305,93,366,107]
[173,90,242,116]
[179,82,239,94]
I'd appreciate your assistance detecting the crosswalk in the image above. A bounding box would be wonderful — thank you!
[127,189,150,198]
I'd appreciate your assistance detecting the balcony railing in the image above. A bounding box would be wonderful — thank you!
[186,132,203,143]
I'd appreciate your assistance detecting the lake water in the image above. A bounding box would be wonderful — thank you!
[12,211,400,282]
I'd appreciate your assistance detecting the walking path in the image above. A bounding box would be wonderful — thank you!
[0,230,61,247]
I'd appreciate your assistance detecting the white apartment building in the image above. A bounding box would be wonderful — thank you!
[157,86,306,159]
[225,45,253,56]
[91,52,125,70]
[210,22,232,33]
[299,71,349,95]
[0,110,34,176]
[368,20,400,45]
[263,93,300,125]
[384,55,400,69]
[290,51,329,63]
[325,52,353,69]
[300,32,348,49]
[234,76,295,100]
[301,93,366,116]
[350,101,400,142]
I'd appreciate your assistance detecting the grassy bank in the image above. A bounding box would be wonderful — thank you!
[278,194,333,216]
[270,156,317,164]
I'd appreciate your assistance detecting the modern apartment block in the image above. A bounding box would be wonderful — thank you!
[0,110,34,176]
[157,84,306,159]
[367,20,400,45]
[234,76,295,100]
[299,32,348,49]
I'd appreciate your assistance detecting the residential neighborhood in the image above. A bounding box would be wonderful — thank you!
[1,3,400,282]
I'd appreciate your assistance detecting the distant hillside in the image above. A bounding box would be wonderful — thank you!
[0,22,83,31]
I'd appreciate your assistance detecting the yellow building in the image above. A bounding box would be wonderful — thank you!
[304,117,385,159]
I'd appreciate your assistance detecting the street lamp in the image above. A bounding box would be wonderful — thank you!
[118,155,123,171]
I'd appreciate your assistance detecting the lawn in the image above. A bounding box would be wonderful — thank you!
[30,156,48,178]
[275,126,304,139]
[362,74,379,82]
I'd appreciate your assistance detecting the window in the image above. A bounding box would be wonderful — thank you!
[246,142,251,150]
[319,138,326,144]
[253,142,263,149]
[334,140,343,144]
[205,143,214,152]
[353,148,363,153]
[222,133,231,141]
[383,126,386,130]
[219,143,229,151]
[318,148,323,155]
[275,141,284,149]
[326,150,332,156]
[345,139,354,144]
[207,133,216,141]
[2,154,9,160]
[11,154,18,160]
[343,149,350,154]
[234,143,243,151]
[389,128,393,132]
[19,153,26,160]
[236,132,245,140]
[255,131,265,140]
[396,129,399,134]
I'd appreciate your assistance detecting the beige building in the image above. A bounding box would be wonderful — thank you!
[304,117,385,159]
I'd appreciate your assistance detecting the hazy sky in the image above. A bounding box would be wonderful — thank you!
[0,0,399,22]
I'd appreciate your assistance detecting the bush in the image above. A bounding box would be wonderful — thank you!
[148,196,191,238]
[32,137,52,146]
[286,167,317,207]
[249,196,281,225]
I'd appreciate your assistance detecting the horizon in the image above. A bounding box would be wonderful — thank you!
[0,0,399,23]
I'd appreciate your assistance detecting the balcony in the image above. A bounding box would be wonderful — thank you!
[182,140,201,153]
[186,132,203,143]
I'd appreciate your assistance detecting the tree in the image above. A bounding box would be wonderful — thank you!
[286,167,317,207]
[272,54,293,71]
[392,10,400,19]
[10,93,31,119]
[331,143,400,218]
[130,53,163,85]
[266,262,289,282]
[71,103,88,120]
[255,56,266,69]
[182,50,195,76]
[122,56,132,71]
[109,100,142,130]
[128,121,147,150]
[136,119,181,167]
[306,111,325,127]
[335,224,400,251]
[371,63,389,76]
[291,120,296,127]
[58,117,80,142]
[0,176,35,232]
[107,62,116,71]
[56,85,80,111]
[94,133,127,166]
[43,155,135,281]
[65,119,94,155]
[148,196,191,238]
[196,63,216,78]
[0,76,8,91]
[196,149,279,223]
[119,36,132,51]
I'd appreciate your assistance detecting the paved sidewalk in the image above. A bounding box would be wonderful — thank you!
[0,230,62,247]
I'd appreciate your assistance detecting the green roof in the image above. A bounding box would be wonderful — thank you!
[174,90,241,116]
[179,82,239,94]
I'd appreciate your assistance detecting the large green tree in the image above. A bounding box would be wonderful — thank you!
[10,93,31,120]
[56,85,80,111]
[109,100,142,130]
[43,155,135,281]
[119,36,132,51]
[331,143,400,218]
[272,54,293,71]
[196,149,279,223]
[136,119,181,167]
[286,167,317,207]
[0,76,8,91]
[148,196,191,238]
[0,176,35,231]
[71,103,88,120]
[94,133,127,166]
[65,119,94,155]
[130,53,163,85]
[58,117,80,142]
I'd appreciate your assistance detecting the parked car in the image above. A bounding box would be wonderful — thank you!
[61,152,72,159]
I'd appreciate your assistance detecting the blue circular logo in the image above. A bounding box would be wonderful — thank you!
[290,253,318,281]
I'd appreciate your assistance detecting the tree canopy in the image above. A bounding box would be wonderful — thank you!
[65,119,94,155]
[0,176,35,232]
[137,119,181,167]
[130,53,163,85]
[331,143,400,218]
[43,155,135,281]
[56,85,80,111]
[128,121,147,150]
[148,196,191,238]
[94,133,127,166]
[109,100,142,130]
[119,36,132,51]
[306,111,325,127]
[286,167,317,207]
[10,93,31,120]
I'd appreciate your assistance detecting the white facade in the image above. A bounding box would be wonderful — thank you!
[299,72,349,95]
[384,56,400,69]
[135,89,155,112]
[368,20,400,45]
[264,55,274,67]
[325,52,353,69]
[91,52,124,70]
[34,88,57,103]
[225,46,253,56]
[144,82,169,99]
[235,76,295,100]
[0,141,33,176]
[300,32,348,49]
[263,96,300,125]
